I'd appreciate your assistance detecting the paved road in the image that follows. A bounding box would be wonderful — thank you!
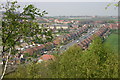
[60,27,99,52]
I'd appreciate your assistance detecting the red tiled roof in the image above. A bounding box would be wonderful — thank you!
[53,39,61,45]
[78,43,83,48]
[41,44,45,48]
[67,34,71,37]
[95,32,100,36]
[45,42,53,46]
[22,48,34,54]
[37,45,44,49]
[88,37,92,41]
[84,39,89,44]
[40,54,55,61]
[81,41,86,46]
[109,24,118,29]
[86,38,91,42]
[32,47,38,51]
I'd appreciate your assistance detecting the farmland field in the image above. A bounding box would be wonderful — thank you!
[104,30,118,54]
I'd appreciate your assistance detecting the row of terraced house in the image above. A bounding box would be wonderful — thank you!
[53,25,89,45]
[78,25,111,49]
[21,25,90,55]
[21,24,114,55]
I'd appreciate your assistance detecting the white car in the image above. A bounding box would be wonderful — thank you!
[37,44,41,46]
[29,45,33,47]
[60,46,63,48]
[25,46,29,48]
[77,40,79,43]
[20,39,24,43]
[37,59,43,63]
[44,51,47,53]
[21,48,24,51]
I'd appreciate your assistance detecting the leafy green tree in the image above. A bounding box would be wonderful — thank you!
[4,37,119,78]
[1,1,52,55]
[5,60,56,78]
[48,37,118,78]
[0,0,52,79]
[105,1,119,9]
[88,36,107,64]
[49,44,83,78]
[106,20,115,23]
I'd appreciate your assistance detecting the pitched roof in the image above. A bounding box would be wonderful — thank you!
[22,48,34,55]
[40,54,55,61]
[53,39,61,45]
[86,38,91,42]
[78,43,84,48]
[81,41,86,46]
[84,39,89,44]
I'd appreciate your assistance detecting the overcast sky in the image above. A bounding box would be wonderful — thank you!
[14,2,117,16]
[0,0,119,2]
[0,0,118,16]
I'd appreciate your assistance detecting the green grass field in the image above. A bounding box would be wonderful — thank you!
[104,30,118,54]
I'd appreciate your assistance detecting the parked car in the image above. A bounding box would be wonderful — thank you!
[60,46,63,48]
[77,40,79,43]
